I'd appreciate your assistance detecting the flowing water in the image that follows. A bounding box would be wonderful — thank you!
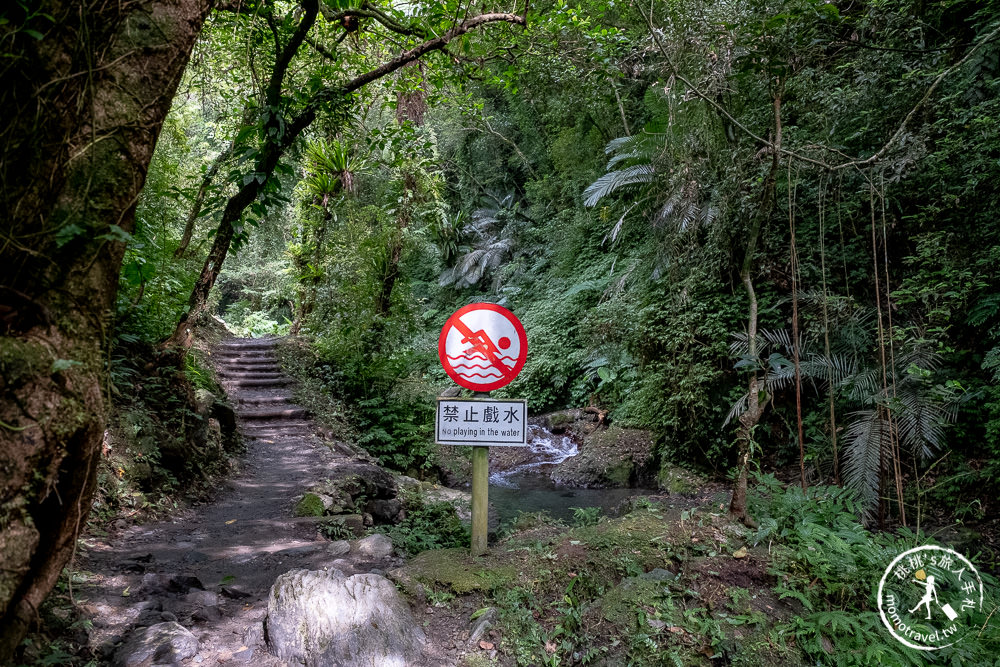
[487,424,654,525]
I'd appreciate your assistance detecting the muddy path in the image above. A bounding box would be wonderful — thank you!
[77,338,408,665]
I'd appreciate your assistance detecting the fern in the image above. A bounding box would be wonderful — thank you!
[775,586,814,611]
[581,164,656,207]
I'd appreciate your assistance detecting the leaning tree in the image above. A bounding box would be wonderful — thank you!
[0,0,524,658]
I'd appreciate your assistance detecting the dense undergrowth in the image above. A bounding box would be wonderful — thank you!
[395,476,1000,666]
[91,316,241,532]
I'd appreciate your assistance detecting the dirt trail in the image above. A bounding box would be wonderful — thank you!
[79,338,406,665]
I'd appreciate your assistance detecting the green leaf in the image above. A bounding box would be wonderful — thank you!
[55,223,86,247]
[100,224,132,243]
[51,359,82,373]
[234,125,256,145]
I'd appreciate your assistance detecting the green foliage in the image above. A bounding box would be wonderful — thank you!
[223,298,290,337]
[570,506,601,527]
[94,339,236,527]
[319,517,353,540]
[294,493,326,517]
[377,494,469,556]
[750,473,1000,665]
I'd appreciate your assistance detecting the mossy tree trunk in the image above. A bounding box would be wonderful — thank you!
[375,62,427,319]
[0,1,211,659]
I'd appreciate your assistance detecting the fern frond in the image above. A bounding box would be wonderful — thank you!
[582,165,655,207]
[843,409,891,523]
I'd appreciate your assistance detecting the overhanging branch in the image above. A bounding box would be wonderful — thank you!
[637,4,1000,172]
[319,1,424,38]
[343,12,525,94]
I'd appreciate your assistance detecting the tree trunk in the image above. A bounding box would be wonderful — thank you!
[375,62,426,319]
[729,90,782,526]
[789,178,807,491]
[291,201,331,334]
[0,1,211,659]
[175,142,234,258]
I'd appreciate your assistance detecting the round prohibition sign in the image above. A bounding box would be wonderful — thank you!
[438,303,528,392]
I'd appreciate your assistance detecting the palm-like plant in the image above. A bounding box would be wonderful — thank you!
[727,324,964,523]
[438,194,525,289]
[303,138,361,202]
[429,209,467,267]
[582,122,724,244]
[291,139,363,333]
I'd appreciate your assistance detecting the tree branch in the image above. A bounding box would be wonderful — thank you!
[343,12,525,94]
[319,2,424,38]
[463,110,537,177]
[266,0,319,108]
[305,34,342,62]
[637,4,1000,172]
[174,143,234,258]
[214,0,256,13]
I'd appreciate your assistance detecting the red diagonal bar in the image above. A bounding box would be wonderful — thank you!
[451,317,517,382]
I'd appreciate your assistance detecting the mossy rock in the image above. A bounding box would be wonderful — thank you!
[551,425,655,488]
[598,577,671,630]
[294,493,326,517]
[405,549,515,595]
[605,459,634,487]
[656,464,702,494]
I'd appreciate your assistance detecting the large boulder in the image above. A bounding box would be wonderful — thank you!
[266,568,431,666]
[551,425,656,488]
[114,621,199,667]
[354,533,394,559]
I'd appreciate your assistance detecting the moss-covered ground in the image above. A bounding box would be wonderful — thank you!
[393,481,1000,666]
[394,495,803,667]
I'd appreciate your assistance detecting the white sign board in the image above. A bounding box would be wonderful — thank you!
[435,398,527,447]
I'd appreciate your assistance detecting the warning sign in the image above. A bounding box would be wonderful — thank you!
[435,398,527,446]
[438,303,528,392]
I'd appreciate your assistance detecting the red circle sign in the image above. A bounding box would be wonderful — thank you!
[438,303,528,392]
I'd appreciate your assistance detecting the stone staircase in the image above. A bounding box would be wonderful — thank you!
[213,338,314,441]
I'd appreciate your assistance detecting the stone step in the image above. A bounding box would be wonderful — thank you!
[219,339,280,350]
[219,366,281,374]
[241,419,313,429]
[240,395,294,404]
[216,360,279,368]
[239,408,309,420]
[214,352,279,361]
[229,378,292,387]
[243,428,314,439]
[221,368,281,375]
[218,371,285,380]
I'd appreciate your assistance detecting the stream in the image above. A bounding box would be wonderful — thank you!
[487,424,654,525]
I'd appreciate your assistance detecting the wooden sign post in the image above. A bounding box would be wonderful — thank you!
[436,303,529,556]
[471,442,489,555]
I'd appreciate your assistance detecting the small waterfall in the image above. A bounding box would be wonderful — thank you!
[489,424,578,488]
